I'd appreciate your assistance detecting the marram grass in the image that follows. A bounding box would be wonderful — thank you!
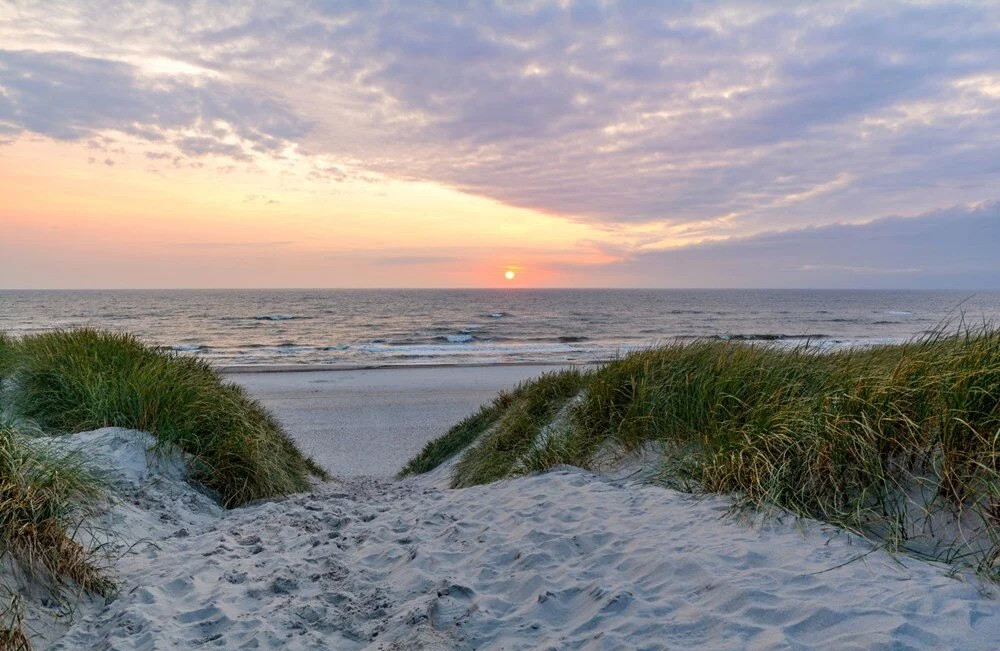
[5,329,327,508]
[0,332,13,383]
[399,369,586,482]
[1,590,30,651]
[1,419,110,648]
[448,369,585,487]
[404,329,1000,576]
[398,394,509,478]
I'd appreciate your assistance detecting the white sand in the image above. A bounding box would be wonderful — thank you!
[226,365,577,477]
[18,428,1000,650]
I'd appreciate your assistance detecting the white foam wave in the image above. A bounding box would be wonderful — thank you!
[358,341,589,359]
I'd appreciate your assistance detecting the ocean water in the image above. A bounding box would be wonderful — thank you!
[1,289,999,368]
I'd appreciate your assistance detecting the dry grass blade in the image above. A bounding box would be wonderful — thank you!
[1,591,31,651]
[0,421,110,649]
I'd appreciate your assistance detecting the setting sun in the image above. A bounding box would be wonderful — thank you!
[504,270,516,280]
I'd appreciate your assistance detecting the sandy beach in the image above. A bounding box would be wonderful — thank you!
[226,365,578,478]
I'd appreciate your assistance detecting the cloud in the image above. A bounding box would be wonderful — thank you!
[2,1,999,243]
[0,49,309,160]
[282,1,1000,230]
[242,194,279,204]
[375,255,459,266]
[162,240,295,249]
[614,201,1000,288]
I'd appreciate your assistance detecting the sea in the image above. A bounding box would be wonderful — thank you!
[1,289,999,369]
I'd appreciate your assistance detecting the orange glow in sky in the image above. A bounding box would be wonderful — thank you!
[0,135,653,288]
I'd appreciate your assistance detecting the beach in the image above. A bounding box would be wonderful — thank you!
[4,339,1000,649]
[30,423,1000,650]
[225,365,579,478]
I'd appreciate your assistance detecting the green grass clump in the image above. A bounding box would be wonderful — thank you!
[0,420,110,594]
[398,394,511,478]
[5,329,327,507]
[1,419,111,647]
[398,369,587,483]
[404,329,1000,574]
[0,332,13,384]
[585,334,1000,532]
[449,369,586,487]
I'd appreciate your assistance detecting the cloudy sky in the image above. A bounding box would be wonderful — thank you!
[1,1,998,288]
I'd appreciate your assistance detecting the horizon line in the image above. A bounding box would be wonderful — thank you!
[1,287,997,292]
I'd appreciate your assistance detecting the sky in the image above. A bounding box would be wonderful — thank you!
[1,1,998,289]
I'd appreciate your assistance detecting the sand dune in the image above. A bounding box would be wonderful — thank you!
[21,428,1000,650]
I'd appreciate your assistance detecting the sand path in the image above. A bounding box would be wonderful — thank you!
[38,430,1000,650]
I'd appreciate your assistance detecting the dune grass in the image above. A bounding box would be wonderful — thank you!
[0,332,13,384]
[0,420,111,595]
[4,329,327,508]
[449,370,585,487]
[398,369,586,481]
[398,393,510,478]
[404,329,1000,575]
[1,591,30,651]
[1,419,111,648]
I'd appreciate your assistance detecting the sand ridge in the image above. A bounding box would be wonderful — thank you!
[20,428,999,650]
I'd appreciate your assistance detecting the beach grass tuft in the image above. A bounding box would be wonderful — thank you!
[398,369,587,483]
[4,329,327,507]
[405,328,1000,575]
[397,394,510,478]
[0,331,13,384]
[1,590,30,651]
[449,369,586,487]
[0,329,328,645]
[1,419,111,647]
